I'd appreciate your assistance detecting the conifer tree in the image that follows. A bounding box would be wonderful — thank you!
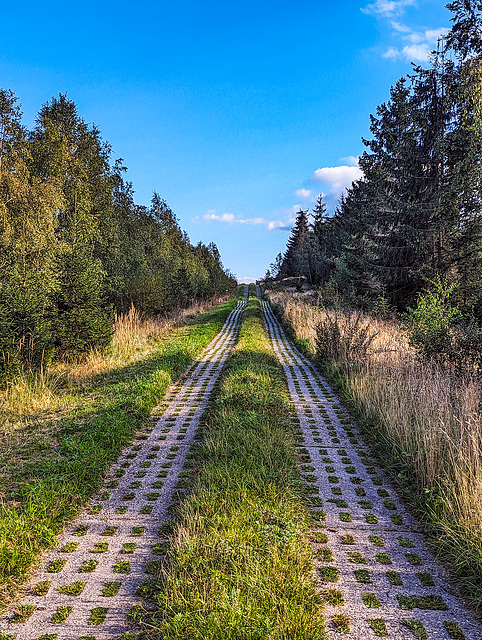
[280,209,313,282]
[31,94,113,355]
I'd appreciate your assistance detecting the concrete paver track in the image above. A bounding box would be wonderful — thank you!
[1,295,247,640]
[260,291,481,640]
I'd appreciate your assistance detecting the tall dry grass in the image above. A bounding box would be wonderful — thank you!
[0,296,229,432]
[268,290,482,546]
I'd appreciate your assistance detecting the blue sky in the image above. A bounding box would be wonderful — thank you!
[1,0,451,282]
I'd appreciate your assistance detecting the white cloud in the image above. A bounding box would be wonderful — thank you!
[382,26,449,61]
[237,276,258,284]
[202,211,295,232]
[312,164,363,193]
[204,212,236,223]
[267,219,292,231]
[391,20,412,33]
[402,43,432,61]
[340,155,360,167]
[363,0,449,63]
[295,188,312,199]
[382,46,400,58]
[362,0,415,18]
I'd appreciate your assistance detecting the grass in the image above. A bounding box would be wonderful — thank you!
[0,295,237,611]
[31,580,51,596]
[267,288,482,612]
[56,581,85,596]
[416,572,435,587]
[102,581,121,597]
[113,561,130,574]
[401,620,427,639]
[138,297,326,639]
[368,619,388,636]
[80,559,98,573]
[316,548,334,562]
[386,571,403,586]
[347,552,368,564]
[50,605,72,623]
[88,606,108,625]
[362,592,381,608]
[375,553,392,565]
[397,594,448,611]
[398,536,415,548]
[443,620,466,639]
[354,569,371,583]
[332,613,350,634]
[11,603,36,622]
[322,588,344,606]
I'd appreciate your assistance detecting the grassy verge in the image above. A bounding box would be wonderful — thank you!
[0,296,238,612]
[141,296,325,639]
[267,289,482,615]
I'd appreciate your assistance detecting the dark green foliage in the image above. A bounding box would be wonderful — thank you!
[0,90,236,384]
[267,2,482,344]
[443,620,466,639]
[397,594,448,611]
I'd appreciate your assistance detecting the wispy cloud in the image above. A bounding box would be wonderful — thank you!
[295,188,312,200]
[340,155,360,167]
[200,210,296,232]
[382,25,449,61]
[362,0,448,63]
[362,0,415,18]
[203,212,265,225]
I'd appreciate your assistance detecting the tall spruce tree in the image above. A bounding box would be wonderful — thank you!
[311,194,335,285]
[280,208,314,283]
[31,94,113,356]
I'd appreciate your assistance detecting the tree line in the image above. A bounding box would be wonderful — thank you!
[0,91,236,383]
[267,0,482,318]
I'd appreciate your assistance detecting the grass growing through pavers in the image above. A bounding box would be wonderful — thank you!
[0,297,237,611]
[267,290,482,612]
[139,297,326,639]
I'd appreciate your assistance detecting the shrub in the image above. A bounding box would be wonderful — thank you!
[405,277,460,361]
[315,307,378,364]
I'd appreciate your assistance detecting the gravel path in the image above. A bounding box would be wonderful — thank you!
[260,294,482,640]
[1,296,247,640]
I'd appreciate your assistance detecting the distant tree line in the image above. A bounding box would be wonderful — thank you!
[267,1,482,318]
[0,91,236,382]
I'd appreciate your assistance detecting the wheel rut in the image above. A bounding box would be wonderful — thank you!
[260,292,481,640]
[1,295,247,640]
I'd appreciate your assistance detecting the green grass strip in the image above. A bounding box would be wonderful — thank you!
[142,297,325,639]
[0,298,237,611]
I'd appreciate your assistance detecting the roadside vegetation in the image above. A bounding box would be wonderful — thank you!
[0,294,237,612]
[141,295,325,639]
[0,90,236,386]
[267,288,482,613]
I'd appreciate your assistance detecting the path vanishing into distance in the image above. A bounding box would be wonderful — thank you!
[2,283,481,639]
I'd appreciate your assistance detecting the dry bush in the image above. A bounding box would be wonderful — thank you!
[268,291,406,359]
[267,288,482,543]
